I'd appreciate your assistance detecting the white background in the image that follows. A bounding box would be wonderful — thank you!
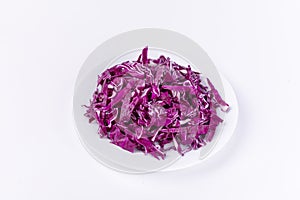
[1,0,299,199]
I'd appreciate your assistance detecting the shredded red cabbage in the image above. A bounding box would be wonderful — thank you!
[84,47,229,159]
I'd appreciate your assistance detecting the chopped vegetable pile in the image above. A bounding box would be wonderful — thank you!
[84,47,229,159]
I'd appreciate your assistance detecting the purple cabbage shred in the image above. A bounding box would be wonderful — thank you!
[84,46,229,159]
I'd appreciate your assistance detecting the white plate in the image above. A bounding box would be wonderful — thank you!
[73,28,237,173]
